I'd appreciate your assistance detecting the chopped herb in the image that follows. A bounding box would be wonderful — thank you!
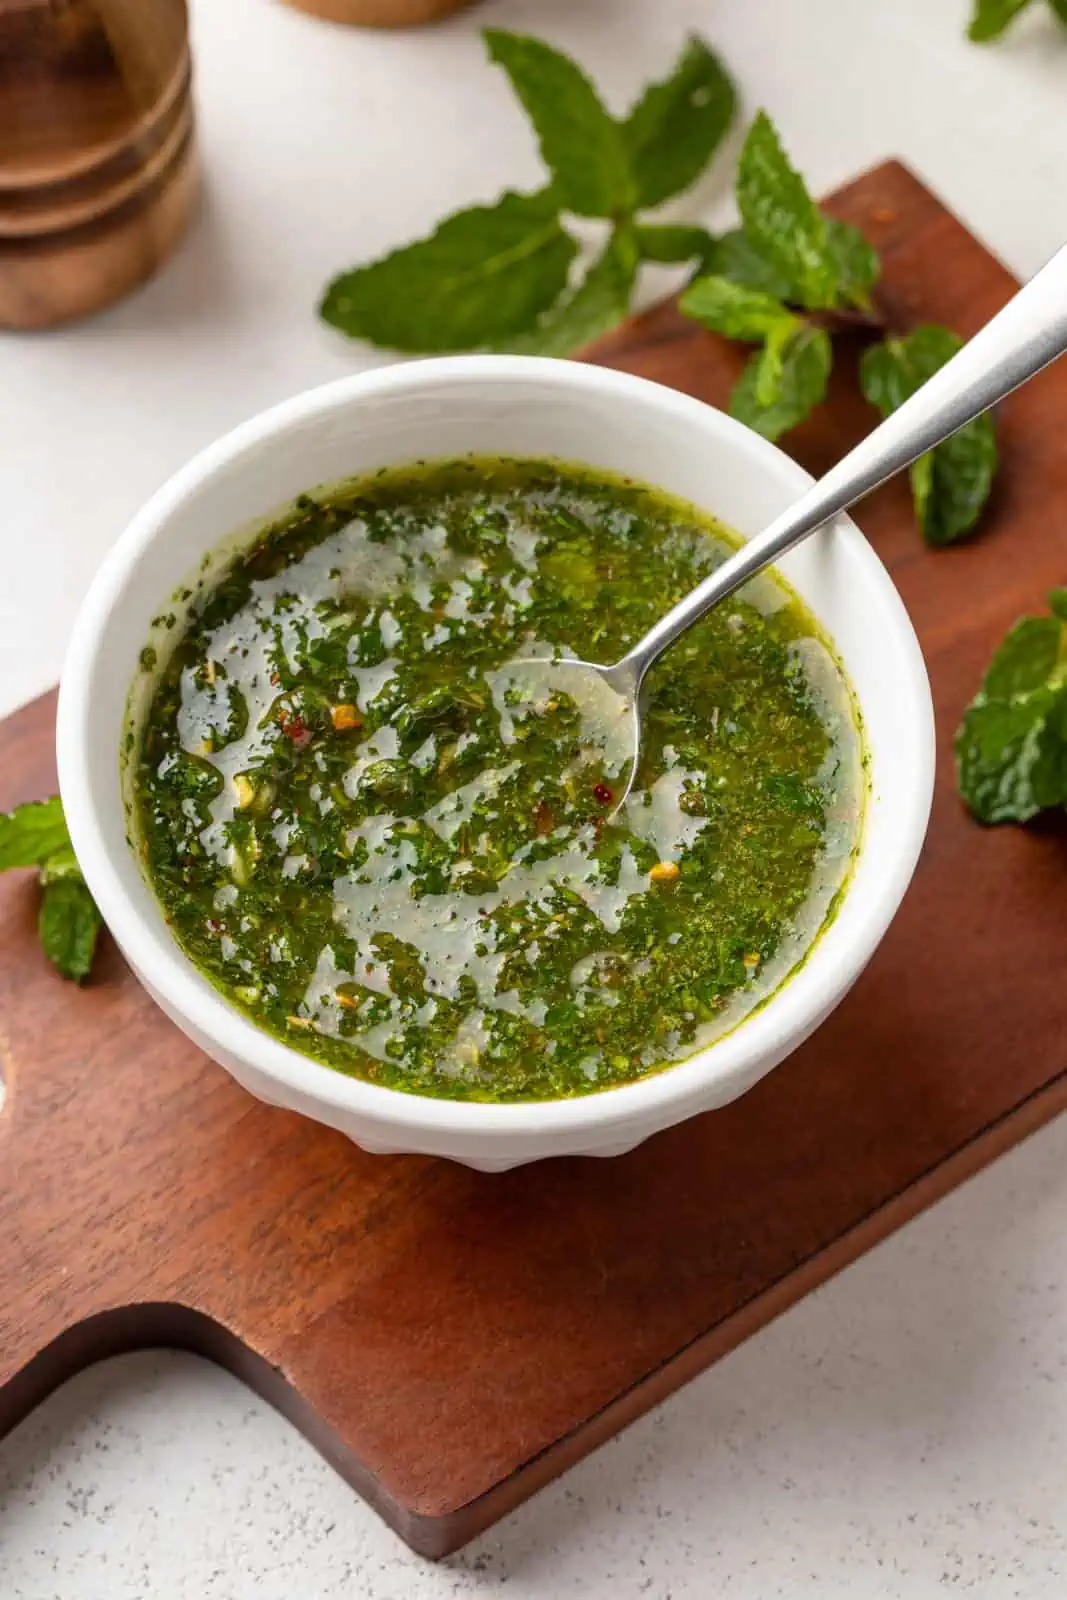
[134,458,863,1103]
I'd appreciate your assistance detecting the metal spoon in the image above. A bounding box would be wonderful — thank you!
[512,242,1067,806]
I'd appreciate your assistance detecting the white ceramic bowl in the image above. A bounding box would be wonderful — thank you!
[57,355,934,1171]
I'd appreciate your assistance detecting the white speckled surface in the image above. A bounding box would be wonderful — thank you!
[5,0,1067,1591]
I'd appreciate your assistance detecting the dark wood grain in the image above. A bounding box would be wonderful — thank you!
[3,162,1066,1558]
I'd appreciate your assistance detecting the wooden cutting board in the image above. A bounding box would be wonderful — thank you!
[3,161,1066,1560]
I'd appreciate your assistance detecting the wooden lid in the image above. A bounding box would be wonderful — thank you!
[279,0,476,26]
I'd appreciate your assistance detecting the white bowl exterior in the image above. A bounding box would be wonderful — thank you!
[57,357,935,1170]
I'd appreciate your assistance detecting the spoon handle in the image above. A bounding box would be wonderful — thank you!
[620,242,1067,685]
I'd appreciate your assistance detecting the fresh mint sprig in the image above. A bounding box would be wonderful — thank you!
[679,113,998,540]
[968,0,1067,41]
[679,112,876,443]
[321,38,998,546]
[956,591,1067,822]
[0,797,102,981]
[320,30,736,355]
[683,113,880,325]
[735,112,842,311]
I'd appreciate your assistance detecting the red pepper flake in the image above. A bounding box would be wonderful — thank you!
[593,782,614,806]
[207,918,222,933]
[279,711,312,748]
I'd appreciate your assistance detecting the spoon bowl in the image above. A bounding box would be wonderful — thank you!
[492,653,643,811]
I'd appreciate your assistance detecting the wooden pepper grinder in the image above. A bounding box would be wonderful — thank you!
[0,0,197,329]
[281,0,476,26]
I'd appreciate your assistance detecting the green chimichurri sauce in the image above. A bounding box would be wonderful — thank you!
[132,458,864,1102]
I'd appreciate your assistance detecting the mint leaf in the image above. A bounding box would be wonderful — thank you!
[1032,686,1067,806]
[955,601,1067,822]
[825,218,880,310]
[320,190,575,352]
[634,223,717,265]
[622,35,736,210]
[38,872,102,983]
[910,450,935,532]
[957,685,1067,822]
[0,796,70,870]
[40,844,82,884]
[484,30,631,218]
[701,216,878,316]
[984,616,1063,698]
[1048,588,1067,623]
[699,228,794,300]
[502,226,639,355]
[754,315,804,406]
[903,318,974,378]
[0,796,104,980]
[679,275,795,342]
[736,112,837,310]
[860,337,911,414]
[923,416,996,545]
[968,0,1035,39]
[728,323,832,440]
[861,326,997,545]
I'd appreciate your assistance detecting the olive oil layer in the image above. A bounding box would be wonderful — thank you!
[134,459,863,1102]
